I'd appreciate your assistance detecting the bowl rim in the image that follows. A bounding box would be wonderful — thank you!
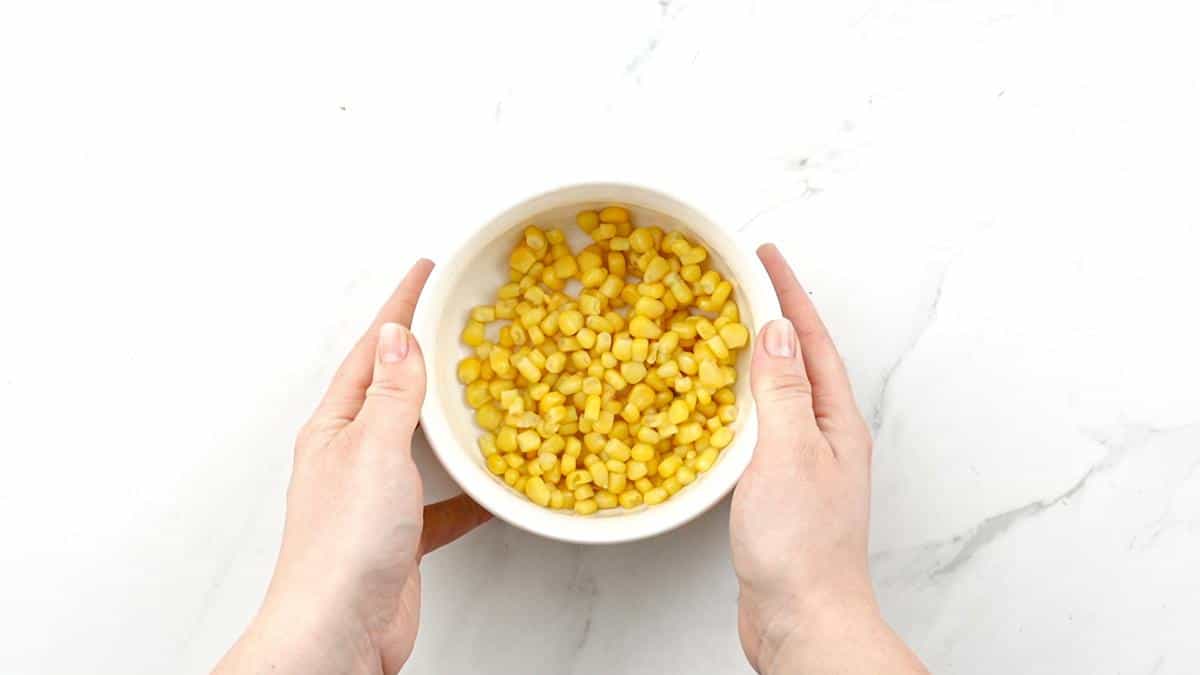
[413,181,778,544]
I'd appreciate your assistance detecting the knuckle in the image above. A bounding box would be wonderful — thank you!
[763,371,812,399]
[365,380,421,403]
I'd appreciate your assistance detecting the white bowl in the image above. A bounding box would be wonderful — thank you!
[413,182,776,544]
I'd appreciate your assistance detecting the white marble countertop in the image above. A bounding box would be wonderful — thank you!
[3,1,1199,673]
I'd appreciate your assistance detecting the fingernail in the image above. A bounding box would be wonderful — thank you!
[380,323,410,362]
[764,319,796,358]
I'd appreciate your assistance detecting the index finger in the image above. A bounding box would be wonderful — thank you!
[756,244,863,435]
[312,259,435,426]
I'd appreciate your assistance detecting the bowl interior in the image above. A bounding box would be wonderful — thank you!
[416,183,772,543]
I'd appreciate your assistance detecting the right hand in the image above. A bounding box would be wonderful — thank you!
[731,245,928,674]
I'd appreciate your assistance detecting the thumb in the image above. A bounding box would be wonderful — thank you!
[750,319,818,451]
[358,322,426,445]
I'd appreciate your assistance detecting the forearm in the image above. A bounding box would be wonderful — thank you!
[213,600,382,675]
[763,608,928,675]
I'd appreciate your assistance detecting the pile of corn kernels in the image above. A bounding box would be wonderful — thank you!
[458,206,749,514]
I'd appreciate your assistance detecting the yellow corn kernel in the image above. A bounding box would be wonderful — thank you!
[629,315,662,339]
[461,321,486,347]
[676,421,704,445]
[595,410,615,434]
[599,205,629,224]
[608,333,630,360]
[619,490,643,509]
[515,429,540,452]
[589,461,610,489]
[470,305,497,323]
[663,476,683,495]
[709,280,733,307]
[560,453,577,474]
[579,267,606,289]
[605,250,627,275]
[695,270,718,295]
[719,322,749,350]
[556,309,583,336]
[637,282,666,299]
[698,359,724,388]
[630,338,649,362]
[476,404,502,431]
[658,454,682,478]
[671,319,697,341]
[706,335,730,360]
[667,280,693,305]
[631,442,656,463]
[620,401,641,423]
[667,400,690,427]
[565,469,593,491]
[522,225,548,253]
[497,282,521,300]
[493,426,517,453]
[696,447,719,472]
[644,487,669,505]
[634,296,666,319]
[576,210,600,232]
[636,426,660,444]
[457,357,482,384]
[486,453,508,475]
[629,227,655,252]
[574,498,599,515]
[603,368,627,391]
[679,244,707,265]
[524,476,551,506]
[620,362,647,385]
[656,361,680,380]
[578,293,603,316]
[634,479,654,495]
[550,254,578,279]
[570,350,592,370]
[717,403,738,424]
[654,390,674,408]
[591,223,617,241]
[466,381,492,408]
[583,394,601,421]
[714,387,735,405]
[598,274,624,300]
[710,426,733,450]
[549,489,566,510]
[627,384,655,411]
[509,245,538,274]
[644,255,670,283]
[520,307,547,329]
[545,352,567,374]
[595,490,619,510]
[503,452,524,469]
[627,460,649,480]
[575,327,597,350]
[478,433,498,457]
[495,299,518,320]
[608,473,628,494]
[557,336,581,352]
[503,468,519,485]
[515,356,541,383]
[603,438,632,462]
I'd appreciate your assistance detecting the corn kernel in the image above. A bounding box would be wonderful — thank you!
[599,206,630,224]
[629,315,662,339]
[627,460,649,480]
[634,296,666,319]
[591,223,617,241]
[619,490,643,509]
[644,256,670,283]
[696,447,719,472]
[644,487,669,505]
[577,210,600,232]
[461,321,486,346]
[620,362,647,385]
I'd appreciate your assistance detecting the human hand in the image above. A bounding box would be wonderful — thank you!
[730,245,927,674]
[215,260,491,675]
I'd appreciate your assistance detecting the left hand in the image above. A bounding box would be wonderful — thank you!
[215,259,491,675]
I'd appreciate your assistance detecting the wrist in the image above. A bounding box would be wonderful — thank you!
[742,583,881,674]
[244,592,382,675]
